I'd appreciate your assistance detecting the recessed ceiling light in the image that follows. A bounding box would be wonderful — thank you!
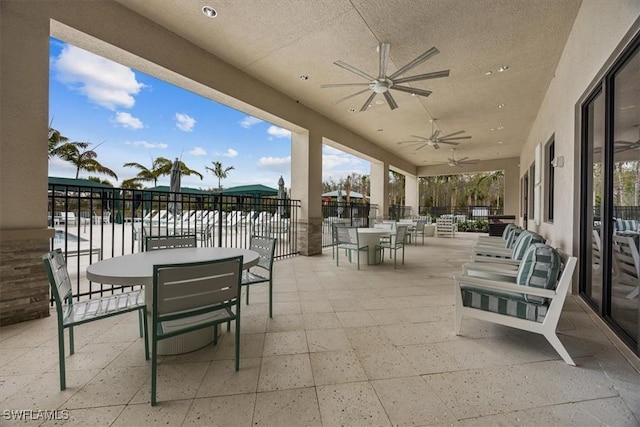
[485,71,493,76]
[497,66,509,72]
[497,103,505,108]
[497,125,505,130]
[202,6,217,18]
[299,75,309,81]
[375,100,385,105]
[498,141,503,144]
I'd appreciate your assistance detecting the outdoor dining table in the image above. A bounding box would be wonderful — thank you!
[356,228,392,265]
[86,247,259,355]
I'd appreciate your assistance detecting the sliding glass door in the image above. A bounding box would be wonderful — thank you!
[581,33,639,354]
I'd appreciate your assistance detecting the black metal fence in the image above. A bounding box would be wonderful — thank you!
[49,183,300,301]
[419,205,503,221]
[321,201,375,247]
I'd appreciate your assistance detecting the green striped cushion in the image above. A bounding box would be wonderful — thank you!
[506,228,523,249]
[501,223,518,239]
[460,285,549,322]
[517,244,561,304]
[511,231,545,260]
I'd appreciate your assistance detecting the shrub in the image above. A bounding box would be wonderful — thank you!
[457,219,489,233]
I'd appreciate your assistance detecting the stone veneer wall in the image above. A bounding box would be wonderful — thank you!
[296,218,323,256]
[0,236,51,325]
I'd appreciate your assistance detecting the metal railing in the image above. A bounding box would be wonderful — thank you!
[49,183,300,301]
[419,205,503,221]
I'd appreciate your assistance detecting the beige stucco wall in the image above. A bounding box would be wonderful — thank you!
[519,0,640,255]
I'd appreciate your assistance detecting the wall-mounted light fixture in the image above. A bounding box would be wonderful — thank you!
[551,156,564,168]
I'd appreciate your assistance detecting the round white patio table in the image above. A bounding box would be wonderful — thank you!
[356,228,392,265]
[86,247,259,355]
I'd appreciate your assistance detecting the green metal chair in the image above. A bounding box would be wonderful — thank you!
[150,256,243,406]
[377,225,408,268]
[243,235,277,317]
[42,249,148,391]
[145,234,197,251]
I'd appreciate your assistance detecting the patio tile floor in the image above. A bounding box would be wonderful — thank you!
[1,233,639,426]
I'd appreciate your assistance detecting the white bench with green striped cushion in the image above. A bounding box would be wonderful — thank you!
[471,230,544,264]
[454,244,578,366]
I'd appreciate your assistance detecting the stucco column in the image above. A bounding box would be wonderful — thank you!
[405,173,419,217]
[291,130,323,255]
[0,2,54,325]
[370,160,389,220]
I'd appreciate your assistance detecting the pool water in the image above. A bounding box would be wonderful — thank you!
[54,230,87,243]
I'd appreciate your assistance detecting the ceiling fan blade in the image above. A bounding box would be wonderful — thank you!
[438,130,466,139]
[397,140,423,145]
[334,60,376,81]
[389,47,439,80]
[383,91,398,110]
[332,88,371,105]
[390,85,432,97]
[394,70,450,84]
[410,135,428,140]
[457,157,469,162]
[441,136,472,141]
[413,144,429,152]
[359,92,378,112]
[432,130,441,139]
[321,83,371,88]
[378,42,390,79]
[438,141,460,146]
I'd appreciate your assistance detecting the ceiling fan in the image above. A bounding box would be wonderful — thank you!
[321,42,449,112]
[447,149,479,166]
[594,125,640,154]
[397,119,472,150]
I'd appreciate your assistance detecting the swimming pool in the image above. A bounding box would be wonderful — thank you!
[54,230,87,243]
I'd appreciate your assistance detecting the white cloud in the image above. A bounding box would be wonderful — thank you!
[322,154,361,170]
[267,126,291,138]
[125,140,168,149]
[189,147,207,156]
[323,146,344,156]
[257,156,291,169]
[240,116,263,128]
[175,113,196,131]
[222,148,238,158]
[111,112,143,129]
[52,44,144,110]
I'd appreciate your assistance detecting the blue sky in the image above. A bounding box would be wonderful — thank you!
[48,37,369,190]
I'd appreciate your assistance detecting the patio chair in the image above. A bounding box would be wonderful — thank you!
[151,256,243,406]
[454,244,578,365]
[411,220,427,245]
[377,224,408,268]
[243,235,277,317]
[477,223,521,246]
[472,230,544,262]
[42,249,148,391]
[436,216,455,237]
[145,234,197,251]
[612,235,639,299]
[336,226,368,270]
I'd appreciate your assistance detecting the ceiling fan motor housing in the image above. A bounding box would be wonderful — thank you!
[370,79,392,93]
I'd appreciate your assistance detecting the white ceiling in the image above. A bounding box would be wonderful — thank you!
[115,0,582,166]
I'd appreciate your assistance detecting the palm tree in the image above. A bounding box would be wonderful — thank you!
[48,126,70,159]
[58,141,118,180]
[206,161,234,189]
[124,157,203,188]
